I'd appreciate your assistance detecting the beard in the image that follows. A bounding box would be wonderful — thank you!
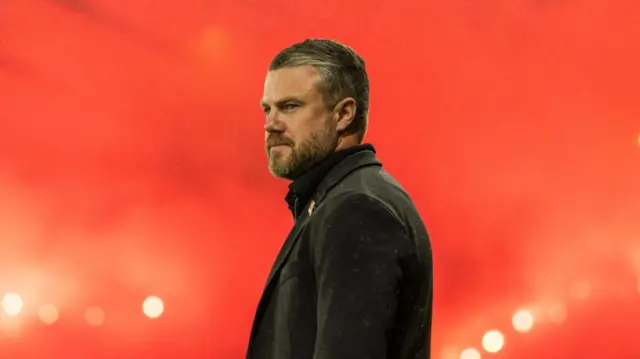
[266,127,338,180]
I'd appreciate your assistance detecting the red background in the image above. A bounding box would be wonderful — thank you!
[1,0,640,358]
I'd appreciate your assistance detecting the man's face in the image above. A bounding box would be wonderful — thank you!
[261,66,338,180]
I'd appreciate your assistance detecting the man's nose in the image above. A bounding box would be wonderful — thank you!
[264,112,284,133]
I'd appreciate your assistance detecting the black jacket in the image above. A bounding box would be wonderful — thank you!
[247,146,433,359]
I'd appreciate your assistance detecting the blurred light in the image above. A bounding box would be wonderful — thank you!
[460,348,481,359]
[548,304,567,324]
[143,296,164,319]
[85,306,105,326]
[1,293,24,316]
[512,309,534,333]
[440,348,458,359]
[570,280,591,299]
[38,304,59,325]
[482,330,505,353]
[637,277,640,294]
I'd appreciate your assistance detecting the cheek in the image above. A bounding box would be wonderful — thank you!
[286,109,328,142]
[284,116,309,140]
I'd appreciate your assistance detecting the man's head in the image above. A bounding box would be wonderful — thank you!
[261,39,370,180]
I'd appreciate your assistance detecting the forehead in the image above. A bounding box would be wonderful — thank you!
[261,66,323,104]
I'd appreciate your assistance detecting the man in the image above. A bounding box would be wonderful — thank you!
[247,39,433,359]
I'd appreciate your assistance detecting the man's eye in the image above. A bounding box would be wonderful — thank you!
[282,104,298,111]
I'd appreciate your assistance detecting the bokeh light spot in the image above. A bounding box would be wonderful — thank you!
[1,293,24,316]
[143,296,164,319]
[512,309,534,333]
[482,330,505,353]
[460,347,481,359]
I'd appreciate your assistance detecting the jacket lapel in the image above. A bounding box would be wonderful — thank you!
[248,202,314,344]
[265,205,313,287]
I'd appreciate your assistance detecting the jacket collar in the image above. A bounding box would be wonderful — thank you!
[313,148,382,205]
[285,144,378,218]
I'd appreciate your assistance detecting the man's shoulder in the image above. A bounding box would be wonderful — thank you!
[325,166,412,210]
[318,191,397,218]
[314,173,414,228]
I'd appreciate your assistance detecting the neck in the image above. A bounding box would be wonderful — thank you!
[335,135,360,152]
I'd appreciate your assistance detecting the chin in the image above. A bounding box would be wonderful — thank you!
[268,159,293,178]
[269,169,295,180]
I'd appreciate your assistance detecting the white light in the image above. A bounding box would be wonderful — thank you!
[84,306,105,326]
[482,330,505,353]
[142,296,164,319]
[512,310,534,333]
[460,347,481,359]
[1,293,24,316]
[38,304,59,325]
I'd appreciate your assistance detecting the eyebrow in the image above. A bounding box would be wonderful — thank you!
[260,97,304,108]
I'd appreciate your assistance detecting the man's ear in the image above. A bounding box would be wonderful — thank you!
[333,97,357,132]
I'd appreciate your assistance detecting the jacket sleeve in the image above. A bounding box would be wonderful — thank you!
[312,193,407,359]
